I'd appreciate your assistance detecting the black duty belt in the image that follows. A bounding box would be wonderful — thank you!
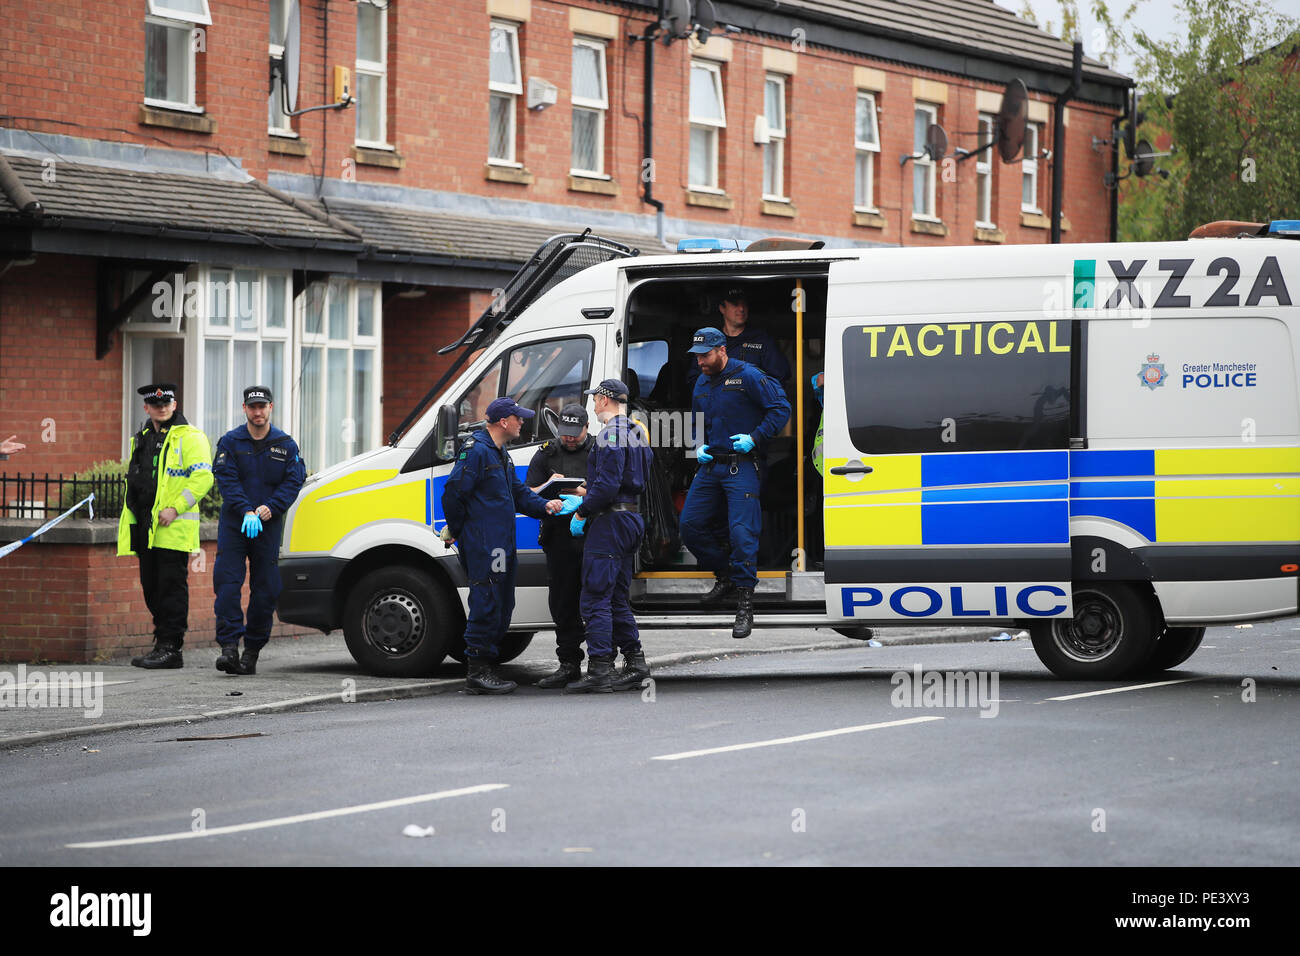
[594,501,640,516]
[707,452,753,465]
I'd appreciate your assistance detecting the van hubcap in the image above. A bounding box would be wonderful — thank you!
[364,590,424,656]
[1053,592,1122,662]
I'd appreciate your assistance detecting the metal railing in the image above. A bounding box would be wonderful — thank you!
[0,473,124,520]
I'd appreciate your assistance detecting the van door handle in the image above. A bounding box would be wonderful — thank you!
[829,461,873,477]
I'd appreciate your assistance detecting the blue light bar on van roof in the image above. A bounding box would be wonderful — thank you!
[676,237,744,253]
[1267,220,1300,236]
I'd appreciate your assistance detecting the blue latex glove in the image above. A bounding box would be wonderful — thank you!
[242,512,263,538]
[557,494,582,516]
[729,433,756,454]
[570,514,587,537]
[696,445,713,464]
[811,372,824,407]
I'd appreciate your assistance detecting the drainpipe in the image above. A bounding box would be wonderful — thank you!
[1052,41,1082,244]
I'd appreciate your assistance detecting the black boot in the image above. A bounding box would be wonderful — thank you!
[215,645,242,675]
[701,576,737,606]
[536,660,581,689]
[564,655,615,694]
[239,646,261,676]
[132,642,183,669]
[611,649,650,691]
[732,588,754,639]
[465,662,517,695]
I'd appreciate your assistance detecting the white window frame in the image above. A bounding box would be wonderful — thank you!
[144,15,201,112]
[853,91,880,212]
[976,112,995,228]
[912,102,939,222]
[488,20,523,166]
[269,0,296,136]
[762,74,787,201]
[147,0,211,24]
[354,0,389,149]
[294,279,383,473]
[570,37,609,178]
[1022,123,1042,213]
[688,59,726,192]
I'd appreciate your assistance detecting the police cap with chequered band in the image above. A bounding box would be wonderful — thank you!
[138,383,178,405]
[583,379,630,402]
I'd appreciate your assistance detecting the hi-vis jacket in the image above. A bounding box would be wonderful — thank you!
[117,420,214,556]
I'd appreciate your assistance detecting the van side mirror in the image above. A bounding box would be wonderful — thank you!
[434,405,459,461]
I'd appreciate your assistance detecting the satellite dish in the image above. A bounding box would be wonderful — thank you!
[925,124,948,161]
[694,0,718,41]
[284,0,300,113]
[996,78,1028,163]
[665,0,692,38]
[1132,139,1155,178]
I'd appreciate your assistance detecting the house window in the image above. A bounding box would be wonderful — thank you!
[269,0,294,134]
[571,38,608,176]
[1022,123,1041,212]
[912,102,939,219]
[762,74,787,200]
[200,268,292,453]
[355,0,388,147]
[298,281,381,472]
[854,91,879,211]
[976,112,995,226]
[689,60,726,190]
[144,0,210,111]
[489,21,522,164]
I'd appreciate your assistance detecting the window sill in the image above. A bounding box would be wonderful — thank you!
[910,218,949,237]
[139,104,215,134]
[353,145,404,169]
[974,225,1005,243]
[685,189,733,210]
[270,137,310,157]
[760,198,796,218]
[569,174,618,196]
[853,210,887,229]
[485,163,534,185]
[1021,210,1048,228]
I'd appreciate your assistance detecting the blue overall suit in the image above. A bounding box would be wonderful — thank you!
[442,429,552,661]
[679,359,790,588]
[576,416,655,659]
[213,425,305,650]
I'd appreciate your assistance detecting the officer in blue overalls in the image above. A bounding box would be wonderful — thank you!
[442,396,565,695]
[562,380,656,693]
[685,287,792,398]
[679,329,791,639]
[212,385,305,675]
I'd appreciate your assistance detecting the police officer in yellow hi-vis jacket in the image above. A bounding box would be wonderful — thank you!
[117,384,214,669]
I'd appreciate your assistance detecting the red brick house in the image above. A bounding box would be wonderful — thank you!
[0,0,1130,661]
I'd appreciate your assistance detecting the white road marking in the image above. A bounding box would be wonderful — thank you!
[65,783,508,849]
[651,716,943,761]
[1046,678,1203,701]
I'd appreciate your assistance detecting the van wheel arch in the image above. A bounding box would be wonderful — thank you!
[1029,582,1162,680]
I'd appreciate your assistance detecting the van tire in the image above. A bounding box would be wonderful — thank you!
[1147,626,1206,672]
[342,566,454,677]
[1029,584,1159,680]
[446,631,534,665]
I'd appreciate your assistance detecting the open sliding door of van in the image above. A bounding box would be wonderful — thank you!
[821,258,1076,625]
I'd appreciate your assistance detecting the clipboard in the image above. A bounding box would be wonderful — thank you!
[536,476,586,496]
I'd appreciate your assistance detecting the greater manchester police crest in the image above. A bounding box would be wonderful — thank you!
[1137,353,1166,390]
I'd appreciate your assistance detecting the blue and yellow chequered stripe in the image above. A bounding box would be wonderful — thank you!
[825,446,1300,547]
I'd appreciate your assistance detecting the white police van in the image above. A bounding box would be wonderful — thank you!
[277,223,1300,680]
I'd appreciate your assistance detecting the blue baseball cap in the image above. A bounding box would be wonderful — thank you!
[687,327,726,353]
[485,396,535,422]
[584,379,630,401]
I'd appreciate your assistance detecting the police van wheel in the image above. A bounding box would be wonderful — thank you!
[1146,626,1206,672]
[446,632,534,665]
[1029,584,1160,680]
[343,567,453,677]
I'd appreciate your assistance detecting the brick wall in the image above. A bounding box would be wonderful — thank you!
[0,1,1123,244]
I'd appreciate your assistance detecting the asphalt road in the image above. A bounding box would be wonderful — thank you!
[2,619,1297,866]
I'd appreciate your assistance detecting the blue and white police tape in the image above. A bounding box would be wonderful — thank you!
[0,493,95,560]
